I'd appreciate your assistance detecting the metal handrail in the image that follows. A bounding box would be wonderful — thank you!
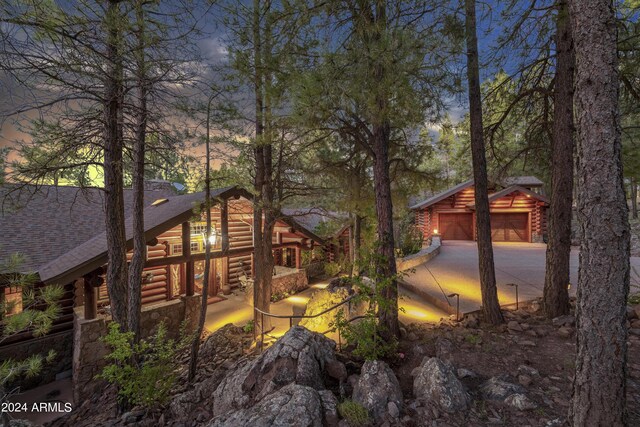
[253,294,358,350]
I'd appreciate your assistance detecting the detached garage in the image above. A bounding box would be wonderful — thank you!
[411,177,548,244]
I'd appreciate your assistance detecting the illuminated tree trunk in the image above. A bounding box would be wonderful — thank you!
[127,0,148,340]
[465,0,503,325]
[103,0,128,328]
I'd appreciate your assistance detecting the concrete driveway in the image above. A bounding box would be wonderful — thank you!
[403,241,640,314]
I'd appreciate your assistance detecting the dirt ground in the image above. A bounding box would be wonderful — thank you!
[389,305,640,427]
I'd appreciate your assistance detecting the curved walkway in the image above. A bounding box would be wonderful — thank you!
[404,241,640,314]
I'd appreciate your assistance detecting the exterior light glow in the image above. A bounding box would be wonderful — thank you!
[433,228,439,234]
[201,230,219,248]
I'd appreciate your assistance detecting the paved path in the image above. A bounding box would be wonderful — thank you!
[204,277,449,338]
[404,241,640,314]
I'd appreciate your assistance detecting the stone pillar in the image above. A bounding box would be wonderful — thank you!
[72,308,108,403]
[181,294,203,334]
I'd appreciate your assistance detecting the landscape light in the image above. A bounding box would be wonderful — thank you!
[447,292,460,321]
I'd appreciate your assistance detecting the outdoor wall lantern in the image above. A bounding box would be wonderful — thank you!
[433,228,439,235]
[201,227,219,249]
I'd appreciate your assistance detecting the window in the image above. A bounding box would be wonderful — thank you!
[191,242,200,253]
[171,244,182,256]
[2,286,23,316]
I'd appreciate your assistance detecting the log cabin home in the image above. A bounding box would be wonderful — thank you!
[411,176,549,244]
[0,182,325,393]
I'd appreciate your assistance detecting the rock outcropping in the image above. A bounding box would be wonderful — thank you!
[412,357,470,413]
[352,360,403,422]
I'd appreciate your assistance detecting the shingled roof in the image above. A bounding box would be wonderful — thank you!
[0,184,176,272]
[38,186,249,284]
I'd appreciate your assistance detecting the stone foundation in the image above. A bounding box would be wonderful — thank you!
[73,295,202,402]
[271,269,309,299]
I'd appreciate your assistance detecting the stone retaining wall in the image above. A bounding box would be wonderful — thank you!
[395,239,441,272]
[272,269,309,298]
[73,295,202,402]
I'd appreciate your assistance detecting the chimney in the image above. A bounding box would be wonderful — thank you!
[143,179,175,194]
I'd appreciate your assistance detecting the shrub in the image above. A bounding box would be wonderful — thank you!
[98,322,189,408]
[336,313,397,360]
[338,400,370,427]
[396,213,424,257]
[243,320,254,334]
[332,248,404,361]
[324,261,342,277]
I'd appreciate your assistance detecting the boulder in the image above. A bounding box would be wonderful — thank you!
[457,368,477,379]
[557,326,573,338]
[517,365,539,377]
[413,357,470,413]
[299,285,366,333]
[518,374,532,387]
[507,321,523,332]
[319,390,340,426]
[479,376,526,401]
[552,315,575,327]
[208,384,324,427]
[325,359,348,381]
[504,393,537,411]
[168,368,228,422]
[352,360,403,422]
[199,324,246,366]
[435,337,454,361]
[212,326,337,416]
[461,313,480,328]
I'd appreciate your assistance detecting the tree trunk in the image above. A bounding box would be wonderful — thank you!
[188,96,214,382]
[568,0,630,424]
[127,0,148,340]
[465,0,503,325]
[543,0,574,319]
[103,0,128,328]
[252,0,272,335]
[352,214,362,274]
[631,177,638,219]
[370,1,399,340]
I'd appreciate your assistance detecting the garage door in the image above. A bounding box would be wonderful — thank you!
[491,213,528,242]
[439,213,473,240]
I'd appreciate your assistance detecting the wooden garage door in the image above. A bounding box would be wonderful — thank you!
[491,213,528,242]
[439,213,473,240]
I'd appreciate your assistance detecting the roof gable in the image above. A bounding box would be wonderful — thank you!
[467,185,549,209]
[410,180,474,210]
[38,186,247,284]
